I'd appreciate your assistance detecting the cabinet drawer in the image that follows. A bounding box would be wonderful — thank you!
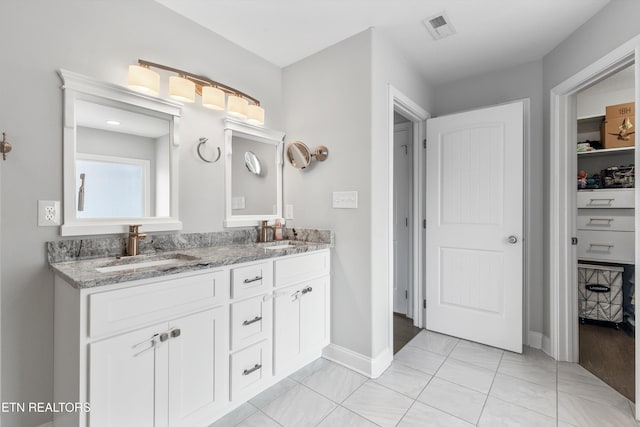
[89,270,228,338]
[577,230,635,263]
[231,261,273,299]
[577,210,635,231]
[275,250,330,288]
[230,340,271,401]
[230,295,272,351]
[577,189,634,208]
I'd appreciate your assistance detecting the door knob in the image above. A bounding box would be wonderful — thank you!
[507,235,518,244]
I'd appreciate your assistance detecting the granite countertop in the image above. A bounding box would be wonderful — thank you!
[48,229,333,289]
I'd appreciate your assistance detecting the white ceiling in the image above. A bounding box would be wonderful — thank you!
[156,0,610,85]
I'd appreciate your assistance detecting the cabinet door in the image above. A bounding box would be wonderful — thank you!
[273,285,301,375]
[300,276,330,351]
[89,323,167,427]
[168,307,229,427]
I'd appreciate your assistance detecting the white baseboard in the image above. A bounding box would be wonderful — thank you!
[36,422,53,427]
[527,330,543,349]
[541,334,552,357]
[322,344,392,379]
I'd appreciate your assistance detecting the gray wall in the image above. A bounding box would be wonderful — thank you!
[283,30,374,357]
[541,0,640,337]
[1,1,282,426]
[283,28,432,360]
[433,60,545,337]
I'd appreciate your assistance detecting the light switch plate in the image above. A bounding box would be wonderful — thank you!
[232,196,245,210]
[285,204,294,219]
[332,191,358,209]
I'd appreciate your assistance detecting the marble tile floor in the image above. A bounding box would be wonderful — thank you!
[211,330,640,426]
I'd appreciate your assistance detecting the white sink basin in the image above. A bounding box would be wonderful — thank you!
[95,254,199,273]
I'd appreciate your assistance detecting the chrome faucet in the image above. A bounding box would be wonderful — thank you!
[259,220,272,243]
[127,225,147,256]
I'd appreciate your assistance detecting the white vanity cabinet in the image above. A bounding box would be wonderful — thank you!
[54,270,230,427]
[273,251,331,376]
[53,247,331,427]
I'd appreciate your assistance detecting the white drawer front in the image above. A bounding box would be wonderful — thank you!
[89,270,227,338]
[275,250,330,288]
[230,295,272,351]
[230,340,271,401]
[577,230,635,264]
[231,261,273,300]
[577,211,635,232]
[577,189,634,209]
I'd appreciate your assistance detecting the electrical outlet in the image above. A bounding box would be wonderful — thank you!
[38,200,61,226]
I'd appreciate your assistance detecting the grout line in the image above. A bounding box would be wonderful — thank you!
[476,350,504,425]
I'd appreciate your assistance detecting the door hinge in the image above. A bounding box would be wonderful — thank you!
[423,219,426,229]
[571,237,578,245]
[405,290,408,299]
[423,139,427,149]
[423,299,426,309]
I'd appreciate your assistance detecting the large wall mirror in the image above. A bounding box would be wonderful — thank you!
[59,70,183,236]
[224,118,284,227]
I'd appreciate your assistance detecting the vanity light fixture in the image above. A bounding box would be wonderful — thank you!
[127,65,160,96]
[128,59,265,125]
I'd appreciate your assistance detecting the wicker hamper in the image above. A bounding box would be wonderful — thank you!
[578,263,624,324]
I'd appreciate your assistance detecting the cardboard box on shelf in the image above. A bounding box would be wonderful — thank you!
[604,102,635,149]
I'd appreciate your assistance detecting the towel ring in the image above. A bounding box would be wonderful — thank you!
[197,137,221,163]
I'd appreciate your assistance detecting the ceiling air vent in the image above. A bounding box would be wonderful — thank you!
[423,12,456,40]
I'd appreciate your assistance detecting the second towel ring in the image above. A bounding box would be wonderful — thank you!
[197,137,221,163]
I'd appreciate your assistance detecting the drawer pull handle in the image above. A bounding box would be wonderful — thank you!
[588,218,614,224]
[588,198,614,205]
[243,316,263,326]
[243,363,262,376]
[244,276,262,284]
[589,243,614,248]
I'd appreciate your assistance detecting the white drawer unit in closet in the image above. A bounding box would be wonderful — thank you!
[577,230,635,264]
[576,209,634,231]
[577,188,635,209]
[231,261,273,299]
[230,294,272,351]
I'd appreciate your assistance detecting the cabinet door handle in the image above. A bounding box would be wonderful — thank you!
[159,332,169,343]
[301,286,313,294]
[244,276,262,284]
[132,333,159,357]
[589,243,614,248]
[170,328,181,339]
[242,363,262,376]
[243,316,263,326]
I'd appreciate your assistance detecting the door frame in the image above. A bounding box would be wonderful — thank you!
[549,34,640,412]
[387,86,429,359]
[393,121,414,317]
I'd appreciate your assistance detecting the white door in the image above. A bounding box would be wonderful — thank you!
[168,308,228,427]
[393,122,413,315]
[300,276,330,350]
[426,101,524,353]
[90,323,165,427]
[273,284,301,375]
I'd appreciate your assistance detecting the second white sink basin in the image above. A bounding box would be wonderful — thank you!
[95,254,199,273]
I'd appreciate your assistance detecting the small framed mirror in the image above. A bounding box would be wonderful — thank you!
[224,118,285,227]
[59,70,183,236]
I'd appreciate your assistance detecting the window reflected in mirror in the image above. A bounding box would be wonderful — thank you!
[74,100,171,219]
